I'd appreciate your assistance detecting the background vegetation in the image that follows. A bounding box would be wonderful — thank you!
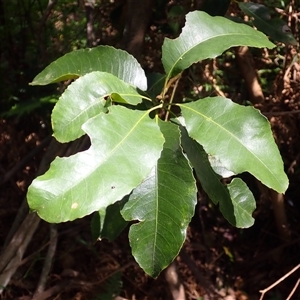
[0,0,299,299]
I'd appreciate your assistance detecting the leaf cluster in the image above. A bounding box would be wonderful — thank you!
[27,11,289,277]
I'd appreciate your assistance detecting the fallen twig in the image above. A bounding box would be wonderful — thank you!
[33,224,58,297]
[259,264,300,300]
[286,278,300,300]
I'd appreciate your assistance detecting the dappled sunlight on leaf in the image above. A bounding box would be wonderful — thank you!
[27,106,164,223]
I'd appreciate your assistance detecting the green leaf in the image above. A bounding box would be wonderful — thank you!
[162,11,275,79]
[52,71,144,143]
[226,178,256,228]
[179,97,288,194]
[27,106,164,223]
[121,120,197,277]
[208,154,235,178]
[180,124,229,206]
[30,45,148,90]
[239,3,298,46]
[91,197,128,242]
[180,126,255,228]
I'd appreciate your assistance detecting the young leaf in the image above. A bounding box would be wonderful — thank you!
[52,71,144,143]
[30,45,148,91]
[121,120,197,277]
[180,126,255,228]
[162,11,275,80]
[27,106,164,223]
[239,3,298,46]
[179,97,288,194]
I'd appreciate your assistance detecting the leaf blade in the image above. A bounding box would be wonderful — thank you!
[239,3,298,46]
[30,45,148,90]
[52,71,143,143]
[162,11,275,79]
[27,106,164,223]
[121,121,197,277]
[180,126,255,228]
[179,97,288,193]
[226,178,256,228]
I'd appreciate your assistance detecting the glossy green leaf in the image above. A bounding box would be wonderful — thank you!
[91,197,129,242]
[30,45,147,90]
[162,11,275,79]
[52,71,143,143]
[121,121,197,277]
[27,106,164,223]
[180,125,255,228]
[239,3,298,46]
[179,97,288,194]
[180,124,229,206]
[226,178,256,228]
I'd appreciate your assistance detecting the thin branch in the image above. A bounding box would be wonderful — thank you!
[38,0,58,28]
[259,264,300,300]
[37,0,58,58]
[33,224,58,297]
[165,74,181,121]
[159,72,182,102]
[0,213,41,295]
[286,278,300,300]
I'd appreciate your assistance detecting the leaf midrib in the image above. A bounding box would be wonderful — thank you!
[60,109,153,196]
[167,31,262,78]
[181,104,280,185]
